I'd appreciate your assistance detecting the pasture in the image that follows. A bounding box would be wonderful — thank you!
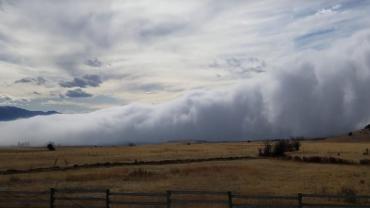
[0,137,369,196]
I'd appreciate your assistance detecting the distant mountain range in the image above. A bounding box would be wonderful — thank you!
[0,106,59,121]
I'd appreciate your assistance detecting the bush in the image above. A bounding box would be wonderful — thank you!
[348,132,353,136]
[127,142,136,147]
[291,140,301,151]
[46,142,56,151]
[273,140,290,156]
[259,139,301,157]
[365,124,370,130]
[258,142,272,156]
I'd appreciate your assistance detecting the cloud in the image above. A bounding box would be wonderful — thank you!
[1,0,370,113]
[210,57,266,78]
[85,58,103,67]
[138,21,187,41]
[60,74,102,88]
[0,95,29,105]
[65,88,93,98]
[0,95,12,103]
[14,77,46,85]
[126,83,166,92]
[0,30,369,146]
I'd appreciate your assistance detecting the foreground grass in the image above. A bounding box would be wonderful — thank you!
[0,142,259,171]
[0,140,369,195]
[1,159,370,195]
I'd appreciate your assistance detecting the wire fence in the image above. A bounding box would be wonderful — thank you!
[1,189,370,208]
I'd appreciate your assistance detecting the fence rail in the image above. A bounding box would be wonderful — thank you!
[1,189,370,208]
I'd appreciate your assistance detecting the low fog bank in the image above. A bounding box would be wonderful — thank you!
[1,31,370,146]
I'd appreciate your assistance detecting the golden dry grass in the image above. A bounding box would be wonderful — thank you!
[0,142,259,171]
[1,159,370,195]
[0,140,369,196]
[288,141,370,161]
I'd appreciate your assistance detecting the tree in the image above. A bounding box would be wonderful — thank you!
[259,141,272,156]
[291,140,301,151]
[273,140,289,156]
[47,142,56,151]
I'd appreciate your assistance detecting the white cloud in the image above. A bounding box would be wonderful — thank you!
[1,29,369,145]
[0,1,370,145]
[1,0,369,112]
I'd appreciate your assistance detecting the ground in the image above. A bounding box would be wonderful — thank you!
[0,131,370,196]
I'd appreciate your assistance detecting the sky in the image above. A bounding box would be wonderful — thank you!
[0,0,370,145]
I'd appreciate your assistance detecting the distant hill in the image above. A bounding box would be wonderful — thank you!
[324,124,370,142]
[0,106,59,121]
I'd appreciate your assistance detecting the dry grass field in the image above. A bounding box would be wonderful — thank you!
[287,141,370,161]
[0,132,370,197]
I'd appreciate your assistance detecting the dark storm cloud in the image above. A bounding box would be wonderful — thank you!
[65,88,93,98]
[60,74,102,88]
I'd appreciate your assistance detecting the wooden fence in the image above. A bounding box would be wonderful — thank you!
[1,189,370,208]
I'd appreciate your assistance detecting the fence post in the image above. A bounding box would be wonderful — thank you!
[298,193,303,208]
[49,188,55,208]
[227,191,233,208]
[106,189,110,208]
[166,191,172,208]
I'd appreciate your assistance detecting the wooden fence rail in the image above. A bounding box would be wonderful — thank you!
[0,189,370,208]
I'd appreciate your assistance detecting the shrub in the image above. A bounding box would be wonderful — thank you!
[365,124,370,130]
[272,140,290,156]
[259,139,301,157]
[291,140,301,151]
[46,142,56,151]
[258,142,272,156]
[127,142,136,147]
[258,138,304,157]
[348,132,353,136]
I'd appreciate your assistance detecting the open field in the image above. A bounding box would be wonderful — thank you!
[287,141,370,161]
[1,133,370,196]
[0,142,259,171]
